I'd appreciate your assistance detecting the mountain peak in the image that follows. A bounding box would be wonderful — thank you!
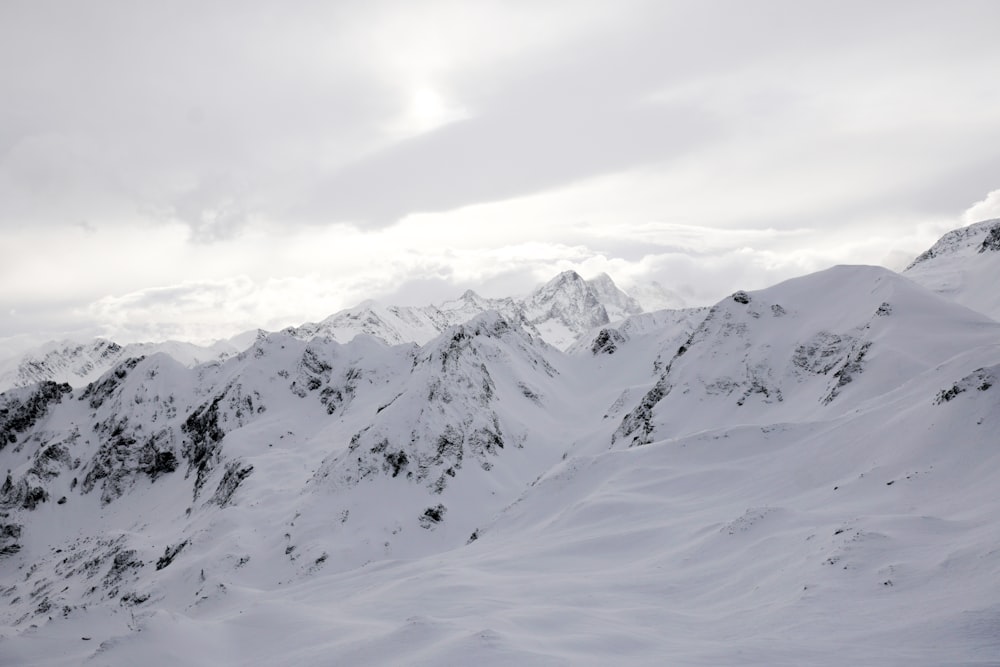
[904,219,1000,321]
[905,218,1000,270]
[543,270,586,289]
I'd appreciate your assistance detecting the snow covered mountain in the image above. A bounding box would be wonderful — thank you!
[614,264,1000,445]
[623,278,689,311]
[904,217,1000,320]
[520,271,643,349]
[0,271,642,395]
[298,270,642,353]
[0,338,244,394]
[2,224,1000,665]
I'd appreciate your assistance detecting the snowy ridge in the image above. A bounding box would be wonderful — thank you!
[0,338,243,394]
[225,272,641,356]
[905,218,1000,269]
[0,271,634,393]
[521,270,643,350]
[905,217,1000,320]
[613,265,1000,446]
[2,222,1000,665]
[569,307,708,357]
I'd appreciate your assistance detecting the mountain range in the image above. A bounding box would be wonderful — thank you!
[1,220,999,665]
[0,271,648,393]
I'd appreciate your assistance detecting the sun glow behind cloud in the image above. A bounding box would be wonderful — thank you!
[1,1,1000,351]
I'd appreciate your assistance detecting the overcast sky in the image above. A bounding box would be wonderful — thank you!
[2,0,1000,353]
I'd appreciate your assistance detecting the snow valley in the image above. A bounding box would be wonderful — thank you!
[1,220,1000,666]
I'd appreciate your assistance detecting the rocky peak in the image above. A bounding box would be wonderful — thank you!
[519,271,643,350]
[904,218,1000,321]
[905,218,1000,270]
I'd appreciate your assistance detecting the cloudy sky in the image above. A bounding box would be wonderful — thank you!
[2,0,1000,352]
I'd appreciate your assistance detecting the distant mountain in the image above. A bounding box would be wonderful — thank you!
[621,279,689,311]
[904,217,1000,320]
[0,272,642,393]
[2,235,1000,665]
[245,270,647,354]
[521,270,643,350]
[0,338,241,393]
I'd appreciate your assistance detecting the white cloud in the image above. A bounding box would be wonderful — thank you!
[81,276,329,344]
[3,2,1000,347]
[963,189,1000,224]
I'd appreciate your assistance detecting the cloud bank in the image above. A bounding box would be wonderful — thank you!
[2,1,999,349]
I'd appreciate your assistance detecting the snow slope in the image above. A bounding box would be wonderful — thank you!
[905,217,1000,321]
[2,233,1000,665]
[614,264,1000,444]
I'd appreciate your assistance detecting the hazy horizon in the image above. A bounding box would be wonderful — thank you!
[3,1,1000,350]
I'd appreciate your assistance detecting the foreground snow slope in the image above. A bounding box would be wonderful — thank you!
[2,223,1000,665]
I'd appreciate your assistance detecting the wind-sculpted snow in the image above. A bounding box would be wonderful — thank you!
[2,240,1000,665]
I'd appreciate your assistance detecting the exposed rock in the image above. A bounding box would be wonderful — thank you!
[0,520,22,556]
[793,332,856,376]
[419,504,446,529]
[1,472,49,510]
[210,460,254,507]
[141,447,178,481]
[0,382,72,449]
[935,367,996,404]
[81,418,179,504]
[613,375,670,446]
[590,328,626,355]
[182,394,227,498]
[978,224,1000,253]
[823,341,872,405]
[155,540,189,571]
[102,549,144,592]
[79,357,143,410]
